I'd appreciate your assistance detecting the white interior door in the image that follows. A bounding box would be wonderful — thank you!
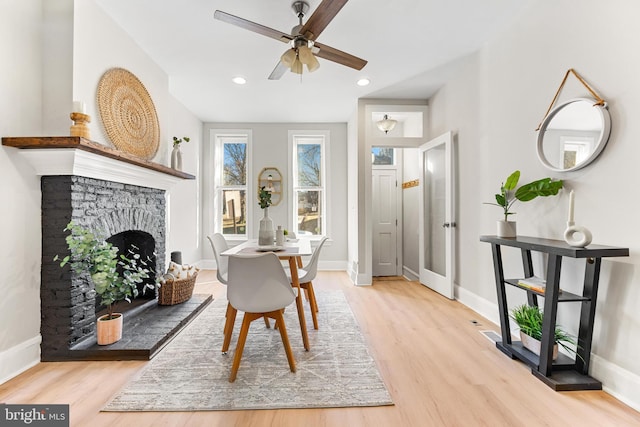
[419,131,455,299]
[372,169,398,276]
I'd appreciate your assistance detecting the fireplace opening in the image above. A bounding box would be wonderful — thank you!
[96,230,157,314]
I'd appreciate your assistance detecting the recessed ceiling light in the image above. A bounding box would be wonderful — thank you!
[357,78,370,87]
[232,76,247,85]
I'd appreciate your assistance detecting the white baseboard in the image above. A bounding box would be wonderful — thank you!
[591,353,640,412]
[318,260,348,271]
[402,266,419,281]
[455,283,502,327]
[455,283,640,410]
[0,335,41,386]
[196,259,216,270]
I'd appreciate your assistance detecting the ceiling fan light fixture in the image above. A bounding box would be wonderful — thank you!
[281,48,297,67]
[376,114,397,134]
[298,45,319,72]
[291,56,304,74]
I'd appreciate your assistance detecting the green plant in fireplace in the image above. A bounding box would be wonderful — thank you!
[54,221,154,320]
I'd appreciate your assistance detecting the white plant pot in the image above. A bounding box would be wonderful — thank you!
[520,331,558,360]
[497,220,517,238]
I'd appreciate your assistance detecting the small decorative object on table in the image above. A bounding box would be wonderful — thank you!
[258,186,275,245]
[171,136,189,170]
[276,225,285,246]
[158,262,199,305]
[563,190,592,247]
[485,170,563,238]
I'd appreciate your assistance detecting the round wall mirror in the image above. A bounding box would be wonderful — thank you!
[536,98,611,172]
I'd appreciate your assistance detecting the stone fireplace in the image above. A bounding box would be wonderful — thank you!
[2,136,210,362]
[40,175,166,359]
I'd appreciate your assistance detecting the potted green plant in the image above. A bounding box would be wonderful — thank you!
[258,186,274,246]
[54,222,154,345]
[510,304,579,360]
[486,170,563,237]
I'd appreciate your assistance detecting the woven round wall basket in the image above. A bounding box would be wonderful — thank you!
[97,67,160,159]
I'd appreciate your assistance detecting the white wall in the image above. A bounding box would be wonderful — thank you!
[202,122,348,269]
[0,0,45,385]
[0,0,202,384]
[428,0,640,410]
[73,0,202,266]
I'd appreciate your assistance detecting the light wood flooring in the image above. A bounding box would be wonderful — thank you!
[2,270,639,427]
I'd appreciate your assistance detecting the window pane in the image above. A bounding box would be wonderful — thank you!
[297,190,322,235]
[221,189,246,235]
[372,147,394,165]
[223,143,247,185]
[297,143,321,186]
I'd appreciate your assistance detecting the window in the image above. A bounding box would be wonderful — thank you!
[214,132,250,237]
[371,147,395,165]
[290,131,328,237]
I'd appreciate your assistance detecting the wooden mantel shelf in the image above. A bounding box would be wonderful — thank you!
[2,136,195,180]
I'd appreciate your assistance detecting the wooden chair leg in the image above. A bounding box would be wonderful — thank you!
[229,313,255,382]
[273,309,296,373]
[301,282,318,330]
[222,306,237,354]
[223,302,234,336]
[263,316,271,329]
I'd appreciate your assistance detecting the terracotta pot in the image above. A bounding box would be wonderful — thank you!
[497,220,517,238]
[96,313,123,345]
[520,331,558,360]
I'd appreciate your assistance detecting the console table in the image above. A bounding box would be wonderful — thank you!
[480,235,629,391]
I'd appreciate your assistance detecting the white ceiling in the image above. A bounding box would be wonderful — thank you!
[95,0,531,123]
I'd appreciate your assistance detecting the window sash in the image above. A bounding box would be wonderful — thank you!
[291,133,326,237]
[215,134,249,237]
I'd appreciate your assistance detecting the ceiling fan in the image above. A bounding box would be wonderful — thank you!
[214,0,368,80]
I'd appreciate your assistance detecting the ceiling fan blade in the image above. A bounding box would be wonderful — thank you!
[214,10,293,43]
[300,0,349,40]
[268,60,289,80]
[313,42,367,70]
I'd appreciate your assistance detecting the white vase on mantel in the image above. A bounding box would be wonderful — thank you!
[171,145,183,170]
[258,207,275,246]
[497,220,517,238]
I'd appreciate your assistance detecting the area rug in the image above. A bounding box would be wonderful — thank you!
[103,290,393,411]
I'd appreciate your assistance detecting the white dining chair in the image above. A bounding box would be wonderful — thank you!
[222,253,297,382]
[207,234,271,341]
[207,234,229,285]
[286,236,328,330]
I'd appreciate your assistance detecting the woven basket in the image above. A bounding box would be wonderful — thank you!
[157,272,197,306]
[96,67,160,160]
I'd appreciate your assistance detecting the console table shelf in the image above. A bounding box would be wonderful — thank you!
[480,235,629,391]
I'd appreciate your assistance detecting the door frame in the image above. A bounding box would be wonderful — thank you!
[418,131,455,299]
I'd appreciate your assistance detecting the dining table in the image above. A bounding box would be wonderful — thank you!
[220,238,312,351]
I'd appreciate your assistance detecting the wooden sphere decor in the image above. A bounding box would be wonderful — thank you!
[97,67,160,159]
